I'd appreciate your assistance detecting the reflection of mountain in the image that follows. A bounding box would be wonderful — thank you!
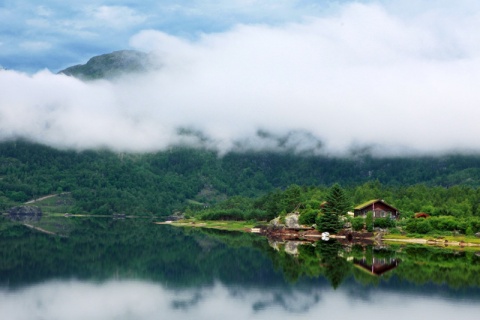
[353,257,400,276]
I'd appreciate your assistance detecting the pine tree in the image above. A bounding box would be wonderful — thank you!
[316,184,351,233]
[324,184,351,217]
[316,209,342,233]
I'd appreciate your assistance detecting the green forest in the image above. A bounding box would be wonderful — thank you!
[2,140,480,233]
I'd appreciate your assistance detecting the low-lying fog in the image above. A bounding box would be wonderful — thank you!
[2,2,480,156]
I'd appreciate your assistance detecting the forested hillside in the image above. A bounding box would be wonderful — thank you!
[1,140,480,216]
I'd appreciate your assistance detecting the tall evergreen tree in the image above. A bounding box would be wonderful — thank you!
[316,184,351,233]
[324,184,351,216]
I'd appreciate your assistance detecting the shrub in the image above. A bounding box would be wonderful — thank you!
[351,217,365,231]
[428,216,457,232]
[416,219,432,234]
[466,226,474,236]
[469,218,480,233]
[374,217,396,229]
[299,210,318,225]
[405,219,418,233]
[406,218,432,234]
[388,227,401,234]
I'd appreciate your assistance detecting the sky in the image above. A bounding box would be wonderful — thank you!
[1,0,480,155]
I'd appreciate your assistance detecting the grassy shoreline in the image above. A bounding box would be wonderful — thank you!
[163,219,480,247]
[156,219,258,232]
[383,233,480,246]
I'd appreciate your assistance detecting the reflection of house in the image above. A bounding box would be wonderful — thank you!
[354,199,399,219]
[353,257,400,276]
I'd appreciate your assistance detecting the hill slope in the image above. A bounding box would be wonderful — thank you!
[58,50,158,80]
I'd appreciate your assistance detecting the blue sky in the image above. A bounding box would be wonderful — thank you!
[2,0,480,154]
[1,0,357,72]
[2,0,477,72]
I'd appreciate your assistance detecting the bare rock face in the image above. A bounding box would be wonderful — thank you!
[284,212,300,229]
[269,213,301,229]
[7,206,42,222]
[269,217,283,227]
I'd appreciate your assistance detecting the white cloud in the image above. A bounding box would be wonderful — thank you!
[89,5,147,29]
[2,2,480,155]
[19,41,52,51]
[36,5,54,17]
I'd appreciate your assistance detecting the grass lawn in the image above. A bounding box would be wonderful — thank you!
[166,219,258,232]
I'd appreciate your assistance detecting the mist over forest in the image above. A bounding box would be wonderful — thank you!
[3,1,480,156]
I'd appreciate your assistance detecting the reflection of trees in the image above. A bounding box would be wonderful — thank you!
[267,240,351,288]
[269,240,405,289]
[316,240,351,289]
[394,246,480,288]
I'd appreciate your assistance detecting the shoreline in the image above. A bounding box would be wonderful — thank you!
[384,237,480,247]
[162,220,480,248]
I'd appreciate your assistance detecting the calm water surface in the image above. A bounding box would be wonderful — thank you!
[1,216,479,319]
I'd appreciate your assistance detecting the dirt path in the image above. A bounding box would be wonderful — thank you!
[24,194,58,204]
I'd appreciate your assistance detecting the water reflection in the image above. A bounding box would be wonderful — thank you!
[6,206,42,222]
[1,216,480,319]
[353,257,400,276]
[1,279,479,320]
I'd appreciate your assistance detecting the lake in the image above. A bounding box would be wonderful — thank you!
[1,216,480,319]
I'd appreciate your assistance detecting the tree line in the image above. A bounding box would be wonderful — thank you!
[1,140,480,222]
[191,182,480,235]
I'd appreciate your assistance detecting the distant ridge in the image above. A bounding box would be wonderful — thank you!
[58,50,159,80]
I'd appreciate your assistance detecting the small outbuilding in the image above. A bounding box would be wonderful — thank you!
[354,199,399,219]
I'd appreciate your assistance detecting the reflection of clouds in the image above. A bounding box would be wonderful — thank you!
[252,291,320,313]
[171,291,203,310]
[343,284,376,302]
[0,280,479,320]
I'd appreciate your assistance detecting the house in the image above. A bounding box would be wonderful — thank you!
[353,257,400,276]
[354,199,400,219]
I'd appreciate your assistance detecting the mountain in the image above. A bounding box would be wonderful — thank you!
[58,50,159,80]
